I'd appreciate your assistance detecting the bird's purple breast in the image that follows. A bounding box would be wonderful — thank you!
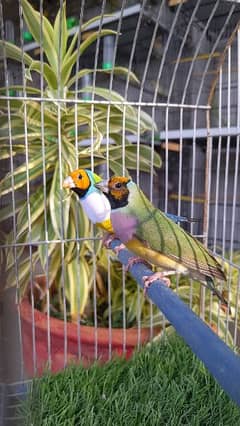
[111,211,138,243]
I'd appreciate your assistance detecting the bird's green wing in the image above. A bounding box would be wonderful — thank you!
[126,182,225,281]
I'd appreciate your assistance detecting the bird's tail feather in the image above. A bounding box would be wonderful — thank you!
[205,277,231,314]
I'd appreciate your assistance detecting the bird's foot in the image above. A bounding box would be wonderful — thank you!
[142,271,173,296]
[102,233,117,249]
[125,256,151,273]
[114,243,126,255]
[102,234,126,256]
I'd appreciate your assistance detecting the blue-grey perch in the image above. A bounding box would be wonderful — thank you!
[108,237,240,407]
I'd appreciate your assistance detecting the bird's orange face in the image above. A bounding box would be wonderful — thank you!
[63,168,102,199]
[63,169,91,191]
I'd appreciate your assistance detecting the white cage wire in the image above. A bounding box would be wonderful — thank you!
[0,1,240,421]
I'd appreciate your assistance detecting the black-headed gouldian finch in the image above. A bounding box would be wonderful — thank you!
[95,175,228,306]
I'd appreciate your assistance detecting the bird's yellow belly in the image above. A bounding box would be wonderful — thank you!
[126,238,188,274]
[95,223,187,274]
[96,218,114,233]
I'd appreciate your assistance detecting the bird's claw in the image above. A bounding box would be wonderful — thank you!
[125,256,151,272]
[102,234,126,255]
[114,243,126,255]
[142,272,172,296]
[102,233,116,249]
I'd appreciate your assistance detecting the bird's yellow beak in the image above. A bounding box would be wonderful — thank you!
[94,179,109,193]
[63,176,75,189]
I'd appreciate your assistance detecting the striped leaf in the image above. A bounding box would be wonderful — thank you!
[65,257,91,319]
[0,146,56,195]
[21,0,58,73]
[53,2,68,62]
[49,161,71,239]
[67,66,139,89]
[61,29,116,86]
[0,40,32,66]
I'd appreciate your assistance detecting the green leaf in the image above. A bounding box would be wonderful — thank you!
[67,66,139,89]
[49,161,71,239]
[60,136,78,171]
[65,257,91,318]
[0,98,25,110]
[0,145,56,195]
[39,211,58,269]
[21,0,58,73]
[64,206,77,264]
[79,29,117,56]
[53,2,68,63]
[16,183,49,239]
[140,109,158,131]
[73,198,91,241]
[0,133,47,143]
[125,144,162,169]
[78,86,135,116]
[204,308,234,346]
[109,159,129,176]
[61,13,115,65]
[0,40,32,66]
[0,85,41,95]
[0,198,25,223]
[22,101,58,128]
[0,147,16,159]
[81,14,114,32]
[6,252,38,294]
[61,29,117,86]
[48,247,61,286]
[29,61,58,89]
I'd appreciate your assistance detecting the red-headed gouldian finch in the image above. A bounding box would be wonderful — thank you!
[95,175,228,306]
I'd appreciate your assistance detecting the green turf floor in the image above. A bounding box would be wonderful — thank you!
[22,334,240,426]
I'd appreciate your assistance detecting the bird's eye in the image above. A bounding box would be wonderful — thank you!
[78,174,82,180]
[115,182,122,189]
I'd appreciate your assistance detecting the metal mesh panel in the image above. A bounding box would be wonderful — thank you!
[0,2,240,420]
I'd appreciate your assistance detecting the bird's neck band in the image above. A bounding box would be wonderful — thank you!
[71,187,89,199]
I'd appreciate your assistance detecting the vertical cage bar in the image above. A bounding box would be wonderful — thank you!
[91,0,107,361]
[56,0,68,368]
[0,0,24,381]
[164,107,169,213]
[39,0,51,370]
[232,29,240,347]
[222,47,231,258]
[18,0,37,373]
[213,67,222,254]
[106,0,127,360]
[223,47,232,343]
[73,0,86,361]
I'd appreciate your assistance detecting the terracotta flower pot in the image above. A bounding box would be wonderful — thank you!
[20,276,161,377]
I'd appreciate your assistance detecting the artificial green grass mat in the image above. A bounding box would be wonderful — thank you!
[22,334,240,426]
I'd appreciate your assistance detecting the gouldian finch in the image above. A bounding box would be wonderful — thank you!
[95,176,228,305]
[63,168,196,230]
[63,168,112,231]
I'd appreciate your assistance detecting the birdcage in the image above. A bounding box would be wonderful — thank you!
[1,0,240,423]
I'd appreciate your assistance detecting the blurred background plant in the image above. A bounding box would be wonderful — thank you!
[0,0,161,321]
[70,249,239,340]
[0,0,237,343]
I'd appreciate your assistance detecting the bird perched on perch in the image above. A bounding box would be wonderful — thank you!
[95,175,228,306]
[63,169,227,306]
